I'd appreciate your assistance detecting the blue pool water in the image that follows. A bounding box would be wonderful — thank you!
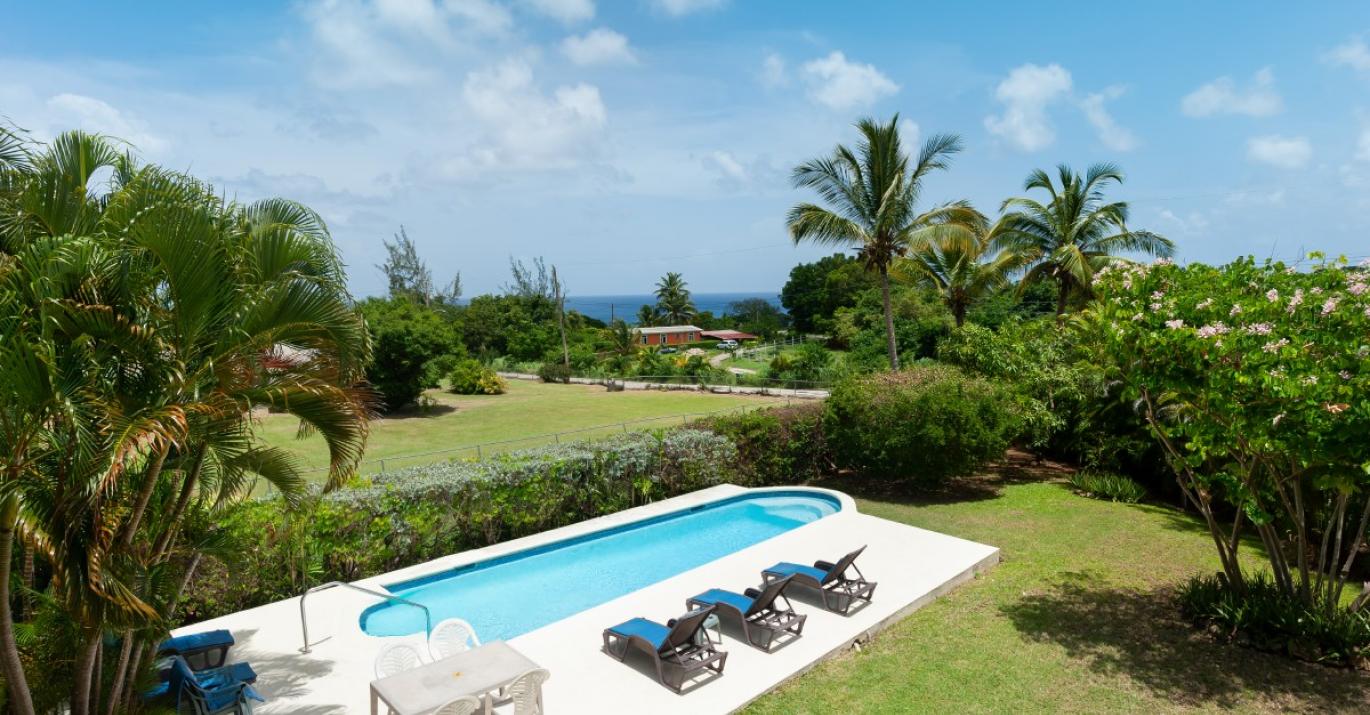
[359,490,840,640]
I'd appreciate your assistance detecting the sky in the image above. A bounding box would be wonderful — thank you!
[4,1,1370,297]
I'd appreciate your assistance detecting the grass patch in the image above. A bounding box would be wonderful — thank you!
[747,453,1369,714]
[256,379,785,480]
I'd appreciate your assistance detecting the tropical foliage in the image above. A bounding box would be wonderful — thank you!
[0,129,372,714]
[894,220,1025,326]
[788,115,982,368]
[994,164,1172,318]
[1095,255,1370,617]
[652,272,696,324]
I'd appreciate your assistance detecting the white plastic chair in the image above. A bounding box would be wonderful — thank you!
[428,617,481,660]
[373,642,425,679]
[505,668,550,715]
[432,696,482,715]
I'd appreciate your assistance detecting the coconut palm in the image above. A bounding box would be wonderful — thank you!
[635,304,659,327]
[0,130,374,715]
[653,272,696,324]
[994,163,1173,319]
[788,115,982,369]
[893,221,1027,327]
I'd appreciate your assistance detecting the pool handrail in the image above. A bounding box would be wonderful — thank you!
[299,581,432,654]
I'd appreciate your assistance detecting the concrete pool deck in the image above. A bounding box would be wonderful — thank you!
[174,485,999,713]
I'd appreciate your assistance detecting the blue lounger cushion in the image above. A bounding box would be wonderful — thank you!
[690,589,754,614]
[606,618,670,651]
[763,562,828,583]
[159,629,234,656]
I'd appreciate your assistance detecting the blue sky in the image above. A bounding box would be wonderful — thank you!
[5,1,1370,296]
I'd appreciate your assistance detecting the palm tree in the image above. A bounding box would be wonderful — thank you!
[893,221,1026,327]
[788,115,982,369]
[653,272,696,324]
[635,304,659,327]
[994,163,1173,320]
[0,130,374,714]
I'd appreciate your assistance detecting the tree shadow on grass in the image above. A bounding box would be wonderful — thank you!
[811,449,1072,507]
[1001,572,1369,712]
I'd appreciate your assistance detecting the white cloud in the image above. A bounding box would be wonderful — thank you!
[1358,125,1370,161]
[1079,86,1137,152]
[1325,36,1370,72]
[898,118,920,149]
[1158,208,1211,235]
[800,51,898,111]
[759,53,787,88]
[45,93,169,154]
[1181,68,1282,117]
[704,150,747,181]
[652,0,726,17]
[299,0,511,89]
[447,59,608,176]
[1247,134,1311,169]
[561,28,636,66]
[521,0,594,24]
[983,63,1072,151]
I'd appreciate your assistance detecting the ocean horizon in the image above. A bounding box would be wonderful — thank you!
[563,292,781,324]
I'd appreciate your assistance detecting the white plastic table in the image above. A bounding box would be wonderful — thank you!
[369,641,540,715]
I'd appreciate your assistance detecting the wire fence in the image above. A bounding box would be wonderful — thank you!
[292,397,797,481]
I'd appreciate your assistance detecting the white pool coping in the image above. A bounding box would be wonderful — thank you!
[174,485,999,713]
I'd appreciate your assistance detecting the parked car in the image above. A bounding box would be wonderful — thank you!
[718,339,739,350]
[660,346,678,354]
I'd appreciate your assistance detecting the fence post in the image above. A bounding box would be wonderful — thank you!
[379,459,386,475]
[554,432,560,444]
[476,444,482,459]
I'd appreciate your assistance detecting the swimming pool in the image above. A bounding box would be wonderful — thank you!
[359,489,841,640]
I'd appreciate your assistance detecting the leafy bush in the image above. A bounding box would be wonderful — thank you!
[825,365,1017,484]
[359,296,464,411]
[448,358,506,395]
[768,342,832,386]
[537,361,572,383]
[1067,470,1146,503]
[1178,573,1370,668]
[692,402,828,485]
[180,430,739,622]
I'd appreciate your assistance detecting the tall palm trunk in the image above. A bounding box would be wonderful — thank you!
[71,625,101,715]
[0,494,35,715]
[120,442,170,548]
[879,264,899,370]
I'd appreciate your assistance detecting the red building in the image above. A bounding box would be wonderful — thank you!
[634,325,703,346]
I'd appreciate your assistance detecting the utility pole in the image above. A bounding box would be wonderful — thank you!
[554,266,570,368]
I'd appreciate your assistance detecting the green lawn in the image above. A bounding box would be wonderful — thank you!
[255,379,787,479]
[748,455,1369,714]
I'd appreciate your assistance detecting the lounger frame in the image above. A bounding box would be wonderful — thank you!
[686,576,807,651]
[601,607,728,694]
[762,547,878,615]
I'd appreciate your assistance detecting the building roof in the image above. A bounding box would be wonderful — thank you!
[701,330,757,341]
[634,325,703,335]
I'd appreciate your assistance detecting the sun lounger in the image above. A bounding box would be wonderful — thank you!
[761,544,877,614]
[686,575,806,651]
[602,606,727,693]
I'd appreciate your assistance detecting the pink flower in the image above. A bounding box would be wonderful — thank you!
[1196,322,1230,338]
[1151,290,1165,300]
[1322,298,1338,315]
[1196,298,1214,310]
[1266,289,1279,302]
[1302,375,1319,386]
[1244,323,1273,335]
[1150,302,1163,311]
[1229,304,1243,316]
[1131,312,1144,321]
[1165,319,1185,329]
[1340,370,1353,380]
[1349,282,1367,296]
[1153,257,1174,266]
[1287,289,1304,313]
[1263,338,1289,353]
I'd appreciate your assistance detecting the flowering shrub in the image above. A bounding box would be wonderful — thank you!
[448,358,507,394]
[1094,255,1370,616]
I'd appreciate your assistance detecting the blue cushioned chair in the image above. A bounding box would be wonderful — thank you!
[761,544,877,614]
[167,655,264,714]
[602,606,727,693]
[686,575,805,651]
